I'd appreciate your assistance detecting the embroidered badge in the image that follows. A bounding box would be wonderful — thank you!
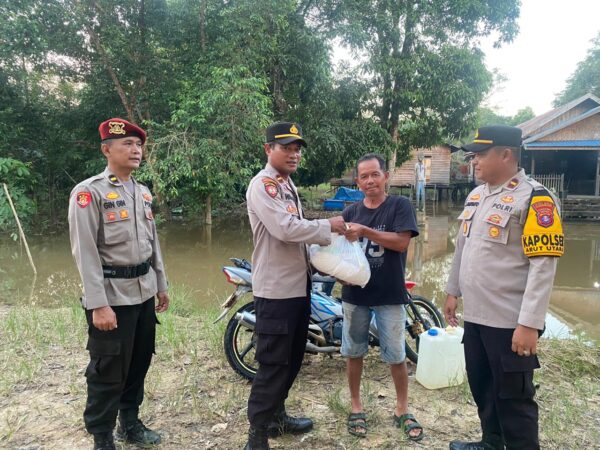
[462,221,471,237]
[290,124,299,134]
[488,226,500,238]
[262,177,279,198]
[106,212,116,221]
[507,178,519,189]
[522,192,564,258]
[76,192,92,208]
[487,213,502,225]
[143,193,152,202]
[119,209,129,219]
[108,121,126,135]
[532,201,555,228]
[470,193,480,201]
[106,192,119,200]
[286,204,298,215]
[501,195,514,204]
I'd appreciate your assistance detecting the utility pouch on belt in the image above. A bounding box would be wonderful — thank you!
[102,259,151,278]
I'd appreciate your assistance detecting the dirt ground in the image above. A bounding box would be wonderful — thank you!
[1,306,598,450]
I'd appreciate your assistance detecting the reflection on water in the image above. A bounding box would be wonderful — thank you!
[1,203,598,342]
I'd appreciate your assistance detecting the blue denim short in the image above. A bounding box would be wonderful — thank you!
[341,302,407,364]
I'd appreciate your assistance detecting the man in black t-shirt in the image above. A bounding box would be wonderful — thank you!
[341,153,422,441]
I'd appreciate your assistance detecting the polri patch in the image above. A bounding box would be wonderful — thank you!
[487,213,502,225]
[286,204,298,215]
[119,209,129,219]
[106,212,116,221]
[501,195,514,204]
[521,192,564,257]
[469,193,481,201]
[262,177,279,198]
[76,192,92,208]
[106,192,120,200]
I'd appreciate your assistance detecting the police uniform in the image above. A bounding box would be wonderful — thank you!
[245,123,331,445]
[446,126,564,450]
[68,118,167,448]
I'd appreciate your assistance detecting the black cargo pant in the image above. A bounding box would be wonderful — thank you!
[463,322,541,450]
[247,293,311,427]
[83,297,157,434]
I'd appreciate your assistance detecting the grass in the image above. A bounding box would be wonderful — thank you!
[0,289,599,449]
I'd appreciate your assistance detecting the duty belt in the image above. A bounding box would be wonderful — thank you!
[102,260,151,279]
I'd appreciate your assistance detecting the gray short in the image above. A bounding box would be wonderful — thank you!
[341,302,407,364]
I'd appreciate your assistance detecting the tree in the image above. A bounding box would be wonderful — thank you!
[142,66,272,224]
[555,32,600,105]
[307,0,520,167]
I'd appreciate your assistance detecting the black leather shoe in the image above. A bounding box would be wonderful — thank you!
[116,419,161,448]
[244,425,269,450]
[449,440,503,450]
[267,409,313,437]
[93,432,115,450]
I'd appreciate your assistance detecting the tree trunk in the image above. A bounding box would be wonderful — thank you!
[199,0,207,51]
[204,194,212,225]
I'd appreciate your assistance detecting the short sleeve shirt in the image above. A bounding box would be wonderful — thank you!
[341,195,419,306]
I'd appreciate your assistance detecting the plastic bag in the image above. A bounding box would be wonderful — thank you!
[310,234,371,287]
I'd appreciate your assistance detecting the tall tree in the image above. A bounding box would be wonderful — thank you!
[307,0,520,167]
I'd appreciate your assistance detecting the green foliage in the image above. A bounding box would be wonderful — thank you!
[0,159,36,233]
[555,32,600,105]
[141,66,272,213]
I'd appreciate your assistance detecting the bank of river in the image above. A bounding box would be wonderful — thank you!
[0,300,598,449]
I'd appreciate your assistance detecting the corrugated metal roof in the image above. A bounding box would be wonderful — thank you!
[517,93,600,138]
[523,105,600,144]
[525,140,600,148]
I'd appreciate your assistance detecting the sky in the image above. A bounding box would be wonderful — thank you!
[481,0,600,116]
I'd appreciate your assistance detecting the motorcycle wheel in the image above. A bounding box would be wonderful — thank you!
[223,302,258,381]
[404,295,445,364]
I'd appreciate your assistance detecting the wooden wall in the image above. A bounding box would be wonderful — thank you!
[540,114,600,142]
[390,146,451,187]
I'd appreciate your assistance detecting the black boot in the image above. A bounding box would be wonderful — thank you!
[267,405,313,437]
[93,431,115,450]
[449,434,504,450]
[244,425,269,450]
[116,409,161,448]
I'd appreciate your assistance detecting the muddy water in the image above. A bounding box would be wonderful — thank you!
[1,204,598,341]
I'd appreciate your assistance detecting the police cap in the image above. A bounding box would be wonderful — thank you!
[265,121,306,147]
[462,125,522,153]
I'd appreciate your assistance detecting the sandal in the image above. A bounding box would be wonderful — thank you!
[393,413,424,442]
[347,412,368,438]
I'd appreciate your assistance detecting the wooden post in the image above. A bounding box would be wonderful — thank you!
[2,183,37,275]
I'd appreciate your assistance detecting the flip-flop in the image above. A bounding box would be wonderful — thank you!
[393,413,424,442]
[347,412,368,438]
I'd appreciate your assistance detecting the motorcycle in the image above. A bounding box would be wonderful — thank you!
[215,258,444,381]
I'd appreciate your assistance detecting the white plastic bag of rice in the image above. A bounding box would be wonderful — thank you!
[310,234,371,287]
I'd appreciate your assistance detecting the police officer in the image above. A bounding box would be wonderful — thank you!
[68,118,169,450]
[244,122,346,450]
[444,125,564,450]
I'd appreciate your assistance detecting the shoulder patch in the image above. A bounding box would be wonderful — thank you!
[521,191,564,258]
[261,177,279,199]
[76,192,92,208]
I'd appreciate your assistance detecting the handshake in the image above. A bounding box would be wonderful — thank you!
[327,216,363,242]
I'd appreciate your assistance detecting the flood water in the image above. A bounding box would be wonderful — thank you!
[1,202,599,342]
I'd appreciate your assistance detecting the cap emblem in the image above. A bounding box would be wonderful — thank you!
[290,124,298,134]
[108,121,126,135]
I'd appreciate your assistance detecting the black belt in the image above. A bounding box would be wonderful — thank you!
[102,260,151,279]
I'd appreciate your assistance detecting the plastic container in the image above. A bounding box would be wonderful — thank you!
[415,326,466,389]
